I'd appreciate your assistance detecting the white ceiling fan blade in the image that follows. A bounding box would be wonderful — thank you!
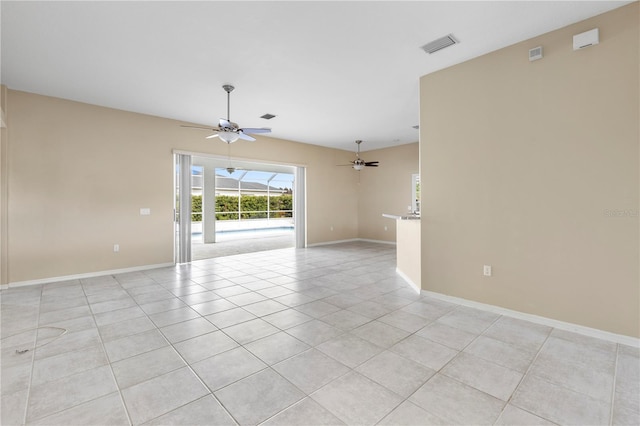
[240,127,271,134]
[205,133,220,139]
[237,132,256,142]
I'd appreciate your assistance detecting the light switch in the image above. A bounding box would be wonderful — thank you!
[140,208,151,216]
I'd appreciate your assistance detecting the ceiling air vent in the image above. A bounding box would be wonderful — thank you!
[260,113,276,120]
[421,34,458,54]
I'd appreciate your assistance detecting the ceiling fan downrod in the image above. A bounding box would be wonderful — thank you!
[222,84,234,121]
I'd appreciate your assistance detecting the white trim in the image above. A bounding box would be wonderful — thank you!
[307,238,396,247]
[358,238,396,245]
[3,263,175,289]
[172,149,307,169]
[396,268,420,294]
[422,290,640,348]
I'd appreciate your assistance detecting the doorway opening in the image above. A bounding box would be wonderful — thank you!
[175,153,305,263]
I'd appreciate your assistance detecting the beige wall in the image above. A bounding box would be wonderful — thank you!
[4,90,361,283]
[358,143,419,242]
[420,3,639,337]
[1,85,8,284]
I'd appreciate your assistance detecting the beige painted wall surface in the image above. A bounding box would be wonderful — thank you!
[358,143,419,242]
[6,90,359,282]
[1,85,8,284]
[420,4,639,337]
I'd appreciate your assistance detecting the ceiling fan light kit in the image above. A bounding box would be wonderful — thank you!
[338,140,380,171]
[181,84,271,143]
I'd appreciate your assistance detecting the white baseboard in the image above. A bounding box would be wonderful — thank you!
[3,263,175,290]
[421,290,640,348]
[307,238,396,247]
[396,268,421,294]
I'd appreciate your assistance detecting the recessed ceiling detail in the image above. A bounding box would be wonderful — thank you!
[421,34,458,54]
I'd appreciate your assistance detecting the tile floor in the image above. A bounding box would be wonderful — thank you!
[1,241,638,425]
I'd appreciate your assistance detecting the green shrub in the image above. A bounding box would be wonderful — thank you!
[191,194,293,221]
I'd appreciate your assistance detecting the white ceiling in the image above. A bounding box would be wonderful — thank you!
[1,1,631,152]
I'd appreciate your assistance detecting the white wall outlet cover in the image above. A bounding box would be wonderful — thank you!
[140,208,151,215]
[483,265,492,276]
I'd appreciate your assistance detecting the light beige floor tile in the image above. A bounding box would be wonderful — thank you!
[223,318,280,345]
[273,348,350,394]
[351,320,409,348]
[320,309,371,331]
[93,306,146,327]
[378,310,431,333]
[245,331,309,365]
[312,371,403,426]
[390,334,458,371]
[262,397,345,426]
[98,316,156,342]
[436,306,499,334]
[173,330,239,364]
[417,321,478,350]
[494,404,556,425]
[285,319,343,346]
[464,335,537,373]
[30,392,130,426]
[104,329,168,362]
[316,333,383,368]
[192,346,266,391]
[262,309,313,329]
[31,343,108,386]
[121,367,209,425]
[483,316,551,352]
[243,299,289,317]
[148,306,200,327]
[1,389,28,426]
[511,373,610,425]
[356,350,435,398]
[441,352,523,401]
[215,369,305,425]
[409,373,504,425]
[112,345,186,389]
[378,400,447,425]
[160,317,217,343]
[144,395,235,426]
[27,365,118,422]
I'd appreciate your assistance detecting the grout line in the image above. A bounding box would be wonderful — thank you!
[609,344,619,426]
[81,277,134,426]
[20,283,43,425]
[501,326,555,424]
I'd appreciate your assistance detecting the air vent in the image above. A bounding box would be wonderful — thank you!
[260,113,276,120]
[421,34,458,54]
[529,46,543,61]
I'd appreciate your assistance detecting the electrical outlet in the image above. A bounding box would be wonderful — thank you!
[140,208,151,215]
[384,226,388,231]
[114,244,120,253]
[483,265,492,276]
[330,226,334,231]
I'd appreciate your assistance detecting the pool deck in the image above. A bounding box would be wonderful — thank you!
[191,229,295,260]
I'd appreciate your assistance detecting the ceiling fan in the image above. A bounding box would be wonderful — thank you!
[338,140,379,170]
[181,84,271,143]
